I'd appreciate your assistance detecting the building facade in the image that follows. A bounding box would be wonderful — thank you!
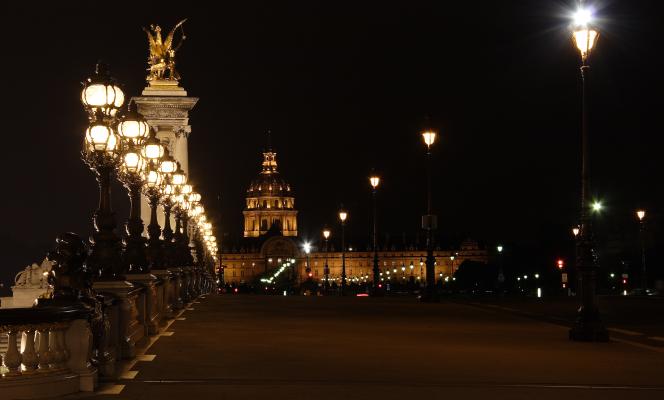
[243,148,298,237]
[221,145,488,286]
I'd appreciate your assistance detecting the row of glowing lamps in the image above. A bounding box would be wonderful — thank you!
[80,65,218,261]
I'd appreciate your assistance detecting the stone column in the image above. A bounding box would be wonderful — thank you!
[133,81,198,234]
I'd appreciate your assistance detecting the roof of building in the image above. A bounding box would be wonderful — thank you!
[247,149,293,198]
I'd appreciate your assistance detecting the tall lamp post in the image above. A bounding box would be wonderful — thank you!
[323,228,331,293]
[142,131,166,269]
[80,63,125,280]
[569,6,608,341]
[116,106,151,274]
[421,127,437,301]
[636,210,646,291]
[369,173,381,291]
[159,153,181,268]
[338,207,348,295]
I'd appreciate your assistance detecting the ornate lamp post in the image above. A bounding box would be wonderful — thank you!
[568,5,608,341]
[421,126,437,301]
[369,173,381,291]
[80,64,125,280]
[338,207,348,295]
[172,174,193,267]
[116,106,151,273]
[323,228,331,293]
[142,132,166,269]
[159,152,179,268]
[636,210,646,291]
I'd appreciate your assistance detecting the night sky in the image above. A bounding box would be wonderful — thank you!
[2,1,662,289]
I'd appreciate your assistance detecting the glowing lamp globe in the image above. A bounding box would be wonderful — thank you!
[162,184,176,196]
[81,64,124,116]
[180,184,193,196]
[188,192,201,203]
[323,229,331,240]
[145,168,163,189]
[85,123,117,153]
[338,209,348,222]
[122,149,145,174]
[159,153,177,174]
[171,168,187,186]
[572,8,599,61]
[369,175,380,189]
[142,135,164,161]
[117,111,149,142]
[422,130,437,148]
[636,210,645,221]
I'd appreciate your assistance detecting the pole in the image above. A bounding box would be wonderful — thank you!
[372,187,380,290]
[124,181,148,274]
[640,219,646,291]
[146,193,163,269]
[324,238,329,293]
[89,164,122,280]
[424,147,436,301]
[570,58,608,341]
[341,223,346,296]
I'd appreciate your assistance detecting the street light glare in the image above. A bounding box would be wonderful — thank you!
[422,130,437,147]
[369,175,380,189]
[573,8,593,27]
[636,210,645,221]
[303,242,311,254]
[592,201,602,212]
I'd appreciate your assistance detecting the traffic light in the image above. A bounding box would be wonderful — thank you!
[557,259,564,270]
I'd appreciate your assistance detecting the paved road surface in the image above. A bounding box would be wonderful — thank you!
[79,295,664,399]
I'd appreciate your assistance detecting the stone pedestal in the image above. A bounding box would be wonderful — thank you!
[93,281,145,359]
[151,269,173,322]
[127,274,160,336]
[168,268,185,311]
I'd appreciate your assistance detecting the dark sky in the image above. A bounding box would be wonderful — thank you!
[2,1,663,287]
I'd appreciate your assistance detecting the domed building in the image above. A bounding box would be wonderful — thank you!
[243,147,298,237]
[220,143,489,288]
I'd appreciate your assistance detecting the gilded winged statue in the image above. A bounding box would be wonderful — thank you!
[143,19,187,81]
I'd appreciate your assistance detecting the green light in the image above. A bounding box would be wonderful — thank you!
[592,201,602,213]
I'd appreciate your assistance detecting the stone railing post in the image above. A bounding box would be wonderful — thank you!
[20,328,39,373]
[4,329,21,376]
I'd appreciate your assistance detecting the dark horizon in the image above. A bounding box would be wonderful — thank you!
[2,1,662,289]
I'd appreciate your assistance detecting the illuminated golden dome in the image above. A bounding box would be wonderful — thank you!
[244,146,298,237]
[247,151,293,199]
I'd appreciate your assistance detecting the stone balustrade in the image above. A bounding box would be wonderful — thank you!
[0,303,96,398]
[1,266,215,399]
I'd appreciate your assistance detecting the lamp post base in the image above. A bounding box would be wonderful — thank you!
[569,309,609,342]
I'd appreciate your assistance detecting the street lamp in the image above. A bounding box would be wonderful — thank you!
[421,124,438,301]
[338,207,348,295]
[369,172,381,292]
[303,242,312,281]
[143,158,164,269]
[636,210,646,291]
[591,201,602,213]
[323,228,331,293]
[568,4,608,342]
[117,106,151,274]
[159,150,179,267]
[80,63,125,280]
